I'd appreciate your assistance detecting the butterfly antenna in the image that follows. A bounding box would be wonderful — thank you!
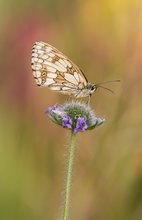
[94,79,121,93]
[95,79,120,86]
[97,85,114,93]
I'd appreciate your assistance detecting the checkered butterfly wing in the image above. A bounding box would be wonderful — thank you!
[31,42,88,96]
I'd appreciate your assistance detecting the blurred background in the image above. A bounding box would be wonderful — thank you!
[0,0,142,219]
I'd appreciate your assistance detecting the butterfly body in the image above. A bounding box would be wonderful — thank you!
[72,83,97,98]
[31,42,96,98]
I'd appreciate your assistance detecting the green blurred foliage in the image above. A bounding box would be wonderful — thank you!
[0,0,142,219]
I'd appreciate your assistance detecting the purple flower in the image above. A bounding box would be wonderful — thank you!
[45,102,105,133]
[62,115,72,129]
[45,104,66,118]
[96,117,105,124]
[45,104,59,114]
[74,117,88,134]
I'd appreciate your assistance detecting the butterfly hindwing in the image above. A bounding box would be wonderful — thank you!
[31,42,88,95]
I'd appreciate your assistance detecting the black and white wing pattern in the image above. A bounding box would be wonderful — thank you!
[31,42,88,96]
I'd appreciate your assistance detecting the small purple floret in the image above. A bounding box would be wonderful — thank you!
[96,117,105,124]
[62,115,72,129]
[45,104,59,114]
[74,117,88,134]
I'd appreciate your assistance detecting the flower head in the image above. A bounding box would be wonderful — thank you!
[45,101,105,134]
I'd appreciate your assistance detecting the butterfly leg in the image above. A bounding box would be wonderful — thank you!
[66,95,72,102]
[87,95,91,105]
[66,97,69,102]
[78,97,81,103]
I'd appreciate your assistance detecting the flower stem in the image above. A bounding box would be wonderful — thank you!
[62,131,76,220]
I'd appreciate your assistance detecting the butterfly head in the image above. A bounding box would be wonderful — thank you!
[87,83,97,95]
[88,79,121,97]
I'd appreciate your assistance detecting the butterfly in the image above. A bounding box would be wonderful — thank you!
[31,41,120,101]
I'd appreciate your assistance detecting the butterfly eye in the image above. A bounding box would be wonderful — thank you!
[91,85,95,91]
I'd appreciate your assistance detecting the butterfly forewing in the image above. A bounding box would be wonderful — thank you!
[31,42,88,96]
